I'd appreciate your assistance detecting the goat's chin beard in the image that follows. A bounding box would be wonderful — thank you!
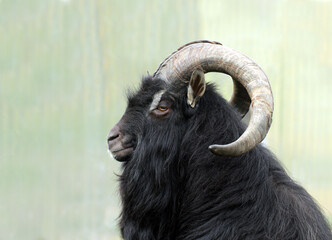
[108,148,133,162]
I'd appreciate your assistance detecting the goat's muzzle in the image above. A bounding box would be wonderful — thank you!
[107,122,134,162]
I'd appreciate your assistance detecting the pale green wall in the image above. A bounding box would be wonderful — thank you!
[0,0,331,239]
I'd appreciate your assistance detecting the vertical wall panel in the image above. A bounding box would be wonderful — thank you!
[199,0,332,222]
[0,0,200,239]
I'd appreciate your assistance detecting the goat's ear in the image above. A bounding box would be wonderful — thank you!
[187,69,206,108]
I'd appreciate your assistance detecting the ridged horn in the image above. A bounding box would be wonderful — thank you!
[153,40,274,156]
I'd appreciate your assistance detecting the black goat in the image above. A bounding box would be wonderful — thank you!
[108,41,332,240]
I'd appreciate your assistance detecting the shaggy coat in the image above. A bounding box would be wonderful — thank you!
[112,76,332,240]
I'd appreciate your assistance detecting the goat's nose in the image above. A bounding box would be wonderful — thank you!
[108,124,121,143]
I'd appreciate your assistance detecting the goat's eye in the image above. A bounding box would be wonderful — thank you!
[158,106,168,111]
[151,101,171,117]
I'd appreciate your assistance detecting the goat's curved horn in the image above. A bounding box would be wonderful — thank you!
[153,40,273,156]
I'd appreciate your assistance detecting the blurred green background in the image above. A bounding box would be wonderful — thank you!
[1,0,331,239]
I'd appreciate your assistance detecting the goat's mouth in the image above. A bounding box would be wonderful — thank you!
[110,147,134,162]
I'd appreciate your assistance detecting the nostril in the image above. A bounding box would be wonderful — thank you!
[108,124,122,143]
[108,133,119,142]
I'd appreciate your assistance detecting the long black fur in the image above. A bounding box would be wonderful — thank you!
[116,76,332,240]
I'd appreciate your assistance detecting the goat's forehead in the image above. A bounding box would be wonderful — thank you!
[127,87,167,109]
[126,77,184,109]
[149,90,166,111]
[127,86,166,109]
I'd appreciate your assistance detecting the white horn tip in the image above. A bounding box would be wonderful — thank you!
[208,144,247,157]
